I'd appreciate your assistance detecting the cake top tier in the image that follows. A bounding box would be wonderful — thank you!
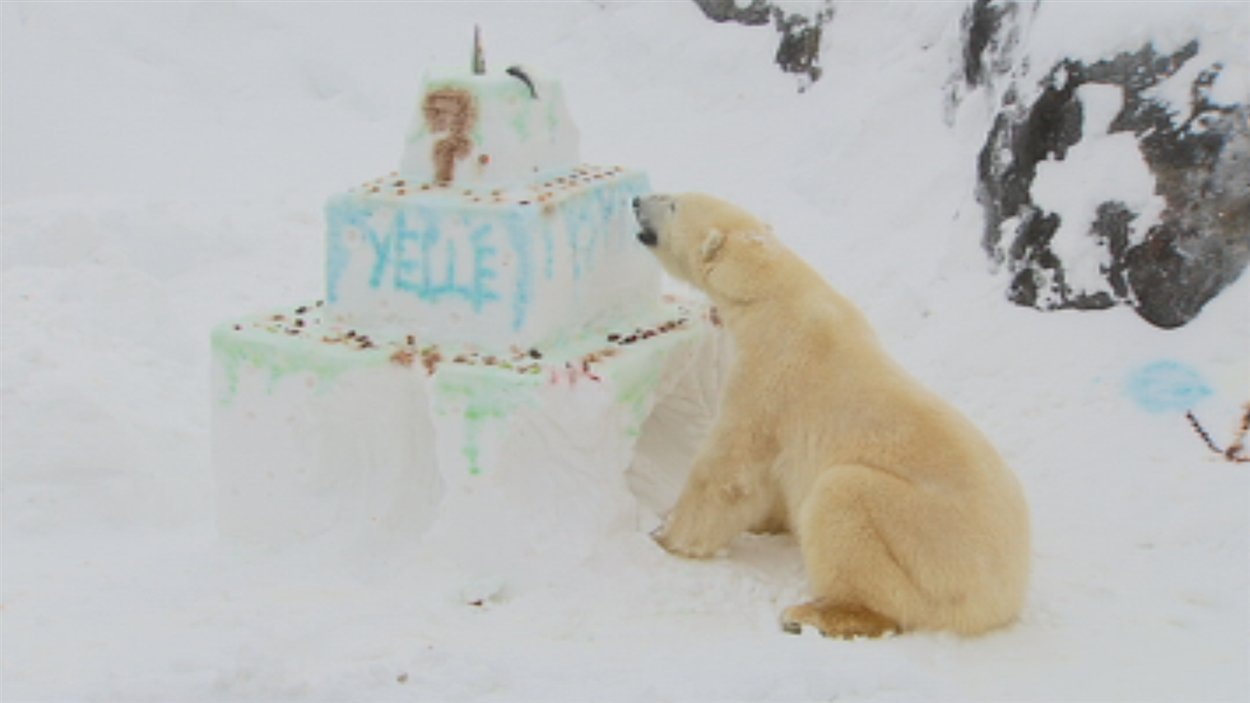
[398,67,581,187]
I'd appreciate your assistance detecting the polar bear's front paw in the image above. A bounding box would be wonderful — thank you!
[651,523,718,559]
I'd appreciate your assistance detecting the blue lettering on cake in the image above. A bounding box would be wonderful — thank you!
[542,219,555,281]
[507,214,534,331]
[470,224,499,312]
[325,200,370,303]
[562,182,638,282]
[326,176,648,317]
[435,238,460,298]
[367,224,395,289]
[419,210,438,293]
[566,193,590,282]
[393,210,427,295]
[385,208,499,312]
[589,186,619,258]
[594,184,628,252]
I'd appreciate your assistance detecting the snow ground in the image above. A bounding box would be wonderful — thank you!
[3,2,1247,701]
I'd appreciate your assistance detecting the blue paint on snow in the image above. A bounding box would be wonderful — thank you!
[1126,360,1213,413]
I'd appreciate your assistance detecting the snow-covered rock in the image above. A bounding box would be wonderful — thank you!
[691,0,835,89]
[961,0,1249,328]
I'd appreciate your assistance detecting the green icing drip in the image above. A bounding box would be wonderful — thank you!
[546,94,559,133]
[211,323,385,407]
[214,295,707,478]
[607,323,701,436]
[503,79,538,143]
[611,356,665,438]
[433,366,543,476]
[471,112,484,145]
[509,103,533,142]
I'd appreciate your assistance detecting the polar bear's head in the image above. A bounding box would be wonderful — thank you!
[633,192,781,304]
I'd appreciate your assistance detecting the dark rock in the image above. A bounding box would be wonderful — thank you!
[946,0,1026,115]
[691,0,835,89]
[773,12,826,82]
[961,0,1021,88]
[973,29,1250,329]
[692,0,772,25]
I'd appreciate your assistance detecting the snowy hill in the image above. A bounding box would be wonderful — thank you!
[3,2,1247,701]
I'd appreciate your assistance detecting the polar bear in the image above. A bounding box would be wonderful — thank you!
[633,193,1030,638]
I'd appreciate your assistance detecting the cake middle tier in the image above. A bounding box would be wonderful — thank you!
[325,165,655,351]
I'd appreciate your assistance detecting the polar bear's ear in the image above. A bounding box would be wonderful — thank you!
[700,228,727,263]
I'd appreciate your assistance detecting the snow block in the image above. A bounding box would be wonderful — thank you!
[326,165,655,353]
[210,298,722,566]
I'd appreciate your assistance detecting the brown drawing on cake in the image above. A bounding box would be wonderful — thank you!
[423,88,477,183]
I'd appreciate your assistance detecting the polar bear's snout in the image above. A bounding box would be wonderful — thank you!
[634,194,675,247]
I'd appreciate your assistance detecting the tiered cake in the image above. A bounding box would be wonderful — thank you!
[325,68,659,352]
[210,54,719,568]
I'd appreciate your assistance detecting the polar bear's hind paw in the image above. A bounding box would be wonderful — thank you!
[780,600,900,639]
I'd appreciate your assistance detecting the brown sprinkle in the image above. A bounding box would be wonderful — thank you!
[421,350,441,375]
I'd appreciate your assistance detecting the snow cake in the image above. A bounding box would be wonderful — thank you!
[326,67,658,351]
[211,51,719,573]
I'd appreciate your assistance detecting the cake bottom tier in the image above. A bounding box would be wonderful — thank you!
[210,298,727,579]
